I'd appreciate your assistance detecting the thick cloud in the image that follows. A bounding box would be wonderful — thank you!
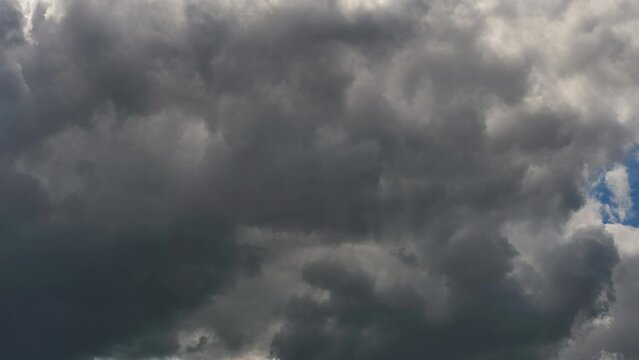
[270,228,618,360]
[1,0,639,359]
[0,0,23,47]
[0,122,254,360]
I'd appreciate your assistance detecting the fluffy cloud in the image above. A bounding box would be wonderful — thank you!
[1,0,639,359]
[598,164,634,223]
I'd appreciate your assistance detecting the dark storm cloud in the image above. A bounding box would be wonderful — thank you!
[0,0,26,151]
[0,3,248,358]
[556,239,639,360]
[0,0,23,47]
[0,204,243,359]
[0,123,256,359]
[270,228,619,360]
[0,0,410,357]
[1,0,639,360]
[589,256,639,358]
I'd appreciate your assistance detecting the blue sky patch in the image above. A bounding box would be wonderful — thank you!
[593,146,639,227]
[627,146,639,227]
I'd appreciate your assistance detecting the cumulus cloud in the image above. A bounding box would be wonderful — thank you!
[600,164,634,223]
[1,0,639,359]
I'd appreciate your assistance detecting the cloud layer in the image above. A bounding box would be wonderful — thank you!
[1,0,639,359]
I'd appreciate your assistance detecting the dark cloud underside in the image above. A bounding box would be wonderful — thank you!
[1,1,638,360]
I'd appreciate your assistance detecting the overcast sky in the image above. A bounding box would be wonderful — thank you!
[2,0,639,359]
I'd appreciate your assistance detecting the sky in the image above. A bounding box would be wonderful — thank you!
[1,0,639,360]
[593,147,638,224]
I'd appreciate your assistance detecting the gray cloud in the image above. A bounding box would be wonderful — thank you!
[270,228,618,360]
[1,0,639,359]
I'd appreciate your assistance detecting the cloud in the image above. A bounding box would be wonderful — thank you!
[269,228,618,360]
[602,164,633,223]
[0,144,256,359]
[1,0,639,359]
[0,0,23,47]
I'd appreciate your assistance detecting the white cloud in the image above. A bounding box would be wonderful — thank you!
[566,183,637,258]
[603,164,633,223]
[605,223,639,258]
